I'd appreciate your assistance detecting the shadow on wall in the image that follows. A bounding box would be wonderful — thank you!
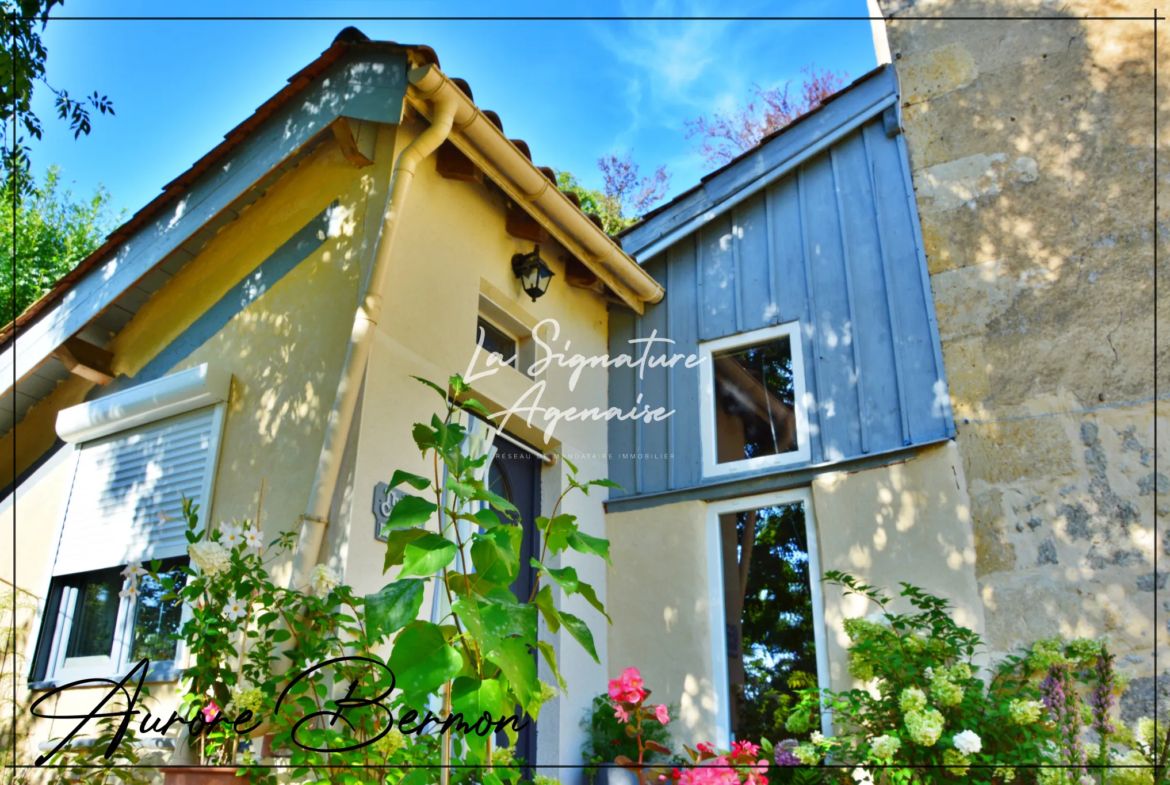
[882,0,1167,709]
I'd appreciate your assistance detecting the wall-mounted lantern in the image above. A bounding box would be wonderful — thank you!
[511,246,555,302]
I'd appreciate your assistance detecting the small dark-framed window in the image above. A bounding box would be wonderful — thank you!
[476,316,519,369]
[32,557,189,685]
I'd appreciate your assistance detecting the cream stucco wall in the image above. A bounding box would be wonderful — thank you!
[811,440,984,693]
[606,441,982,747]
[317,117,614,777]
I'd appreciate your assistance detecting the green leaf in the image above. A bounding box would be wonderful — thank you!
[412,376,448,400]
[544,514,578,555]
[388,470,431,491]
[459,397,492,418]
[557,451,578,475]
[383,527,430,572]
[451,677,507,756]
[487,638,540,718]
[399,533,457,578]
[473,508,501,529]
[536,640,566,690]
[559,609,599,663]
[448,374,469,396]
[470,486,518,516]
[576,580,611,623]
[478,596,538,646]
[412,423,440,454]
[388,621,463,703]
[364,579,425,639]
[448,571,497,597]
[567,530,612,566]
[471,527,520,584]
[452,595,499,656]
[386,495,437,530]
[587,478,624,490]
[533,585,560,633]
[539,563,580,595]
[444,475,475,501]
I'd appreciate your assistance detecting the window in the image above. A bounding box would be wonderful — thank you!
[36,559,189,683]
[476,315,518,370]
[706,490,829,746]
[698,322,810,478]
[32,363,228,685]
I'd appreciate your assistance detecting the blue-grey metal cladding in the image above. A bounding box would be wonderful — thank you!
[607,106,953,500]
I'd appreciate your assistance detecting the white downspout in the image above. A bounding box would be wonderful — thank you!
[289,64,461,588]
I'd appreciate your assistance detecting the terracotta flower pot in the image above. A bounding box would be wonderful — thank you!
[162,766,243,785]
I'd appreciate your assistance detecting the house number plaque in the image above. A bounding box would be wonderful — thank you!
[373,482,406,542]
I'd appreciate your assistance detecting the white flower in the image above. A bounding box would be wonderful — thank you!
[810,731,825,745]
[309,564,340,595]
[953,730,982,756]
[243,528,263,551]
[851,767,874,785]
[870,734,902,760]
[121,562,146,580]
[157,510,172,528]
[221,523,244,548]
[223,598,247,621]
[119,582,138,599]
[188,540,231,575]
[924,667,934,679]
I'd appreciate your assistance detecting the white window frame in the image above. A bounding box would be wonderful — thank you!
[32,363,230,686]
[698,321,811,479]
[705,488,831,746]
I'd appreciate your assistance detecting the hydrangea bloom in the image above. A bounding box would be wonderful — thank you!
[870,734,901,759]
[310,564,340,595]
[1106,750,1153,785]
[231,686,264,715]
[188,540,231,575]
[373,727,407,758]
[953,730,982,755]
[1136,717,1161,751]
[774,740,801,766]
[793,744,819,765]
[904,708,944,747]
[899,686,927,714]
[1008,699,1043,725]
[929,675,963,707]
[942,749,969,776]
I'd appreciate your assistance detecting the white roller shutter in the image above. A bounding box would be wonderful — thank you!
[53,406,222,576]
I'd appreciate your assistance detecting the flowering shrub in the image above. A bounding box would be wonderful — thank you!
[766,573,1166,785]
[607,667,770,785]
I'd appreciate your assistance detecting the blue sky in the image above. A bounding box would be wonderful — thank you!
[29,0,878,220]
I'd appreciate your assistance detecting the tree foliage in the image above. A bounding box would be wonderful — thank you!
[686,67,847,167]
[557,152,670,235]
[0,166,122,327]
[1,0,115,191]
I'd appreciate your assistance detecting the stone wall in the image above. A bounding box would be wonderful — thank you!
[878,0,1168,710]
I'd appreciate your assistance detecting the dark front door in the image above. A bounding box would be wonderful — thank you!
[487,443,541,775]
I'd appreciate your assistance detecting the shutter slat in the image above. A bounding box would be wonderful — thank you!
[54,407,218,576]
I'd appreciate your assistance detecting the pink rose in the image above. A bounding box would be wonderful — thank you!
[655,704,670,725]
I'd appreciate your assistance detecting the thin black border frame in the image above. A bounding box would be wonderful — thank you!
[3,5,1165,777]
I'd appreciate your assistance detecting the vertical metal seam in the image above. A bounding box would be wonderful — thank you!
[666,249,676,490]
[862,123,911,447]
[797,167,828,462]
[894,132,956,437]
[731,207,743,334]
[695,230,706,340]
[765,184,779,324]
[829,147,869,455]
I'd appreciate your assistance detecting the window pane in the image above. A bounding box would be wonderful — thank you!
[65,568,123,658]
[130,561,189,663]
[713,335,797,464]
[720,503,817,741]
[477,317,517,368]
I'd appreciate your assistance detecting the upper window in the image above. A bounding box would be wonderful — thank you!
[33,365,229,685]
[699,322,810,478]
[476,315,519,370]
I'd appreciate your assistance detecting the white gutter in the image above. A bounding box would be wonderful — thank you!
[289,64,461,588]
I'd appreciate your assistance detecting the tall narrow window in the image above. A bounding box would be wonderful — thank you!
[709,490,827,744]
[476,316,518,370]
[699,322,809,478]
